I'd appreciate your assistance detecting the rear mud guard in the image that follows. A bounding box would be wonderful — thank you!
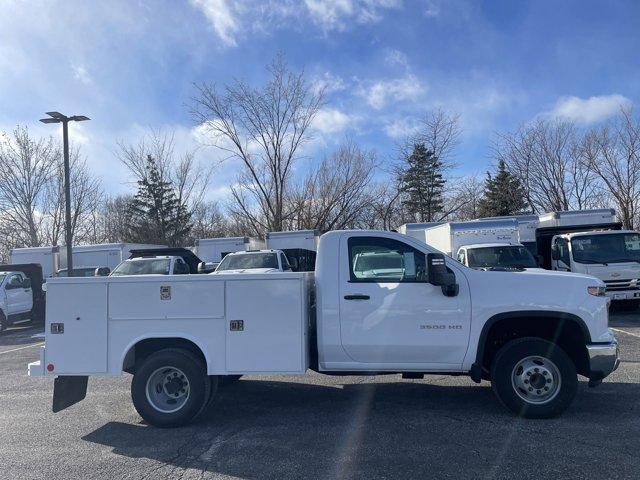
[52,376,88,413]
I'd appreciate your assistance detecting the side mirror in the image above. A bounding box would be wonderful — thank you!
[95,267,111,277]
[551,244,560,260]
[22,278,32,288]
[426,253,459,297]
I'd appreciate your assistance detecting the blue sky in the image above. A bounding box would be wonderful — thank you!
[1,0,639,200]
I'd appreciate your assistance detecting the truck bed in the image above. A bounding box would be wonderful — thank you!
[33,273,311,377]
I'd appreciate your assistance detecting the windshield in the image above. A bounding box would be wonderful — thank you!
[110,258,171,276]
[57,268,97,277]
[216,252,278,271]
[571,233,640,264]
[467,246,538,269]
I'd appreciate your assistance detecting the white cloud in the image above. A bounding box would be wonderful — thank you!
[424,0,440,17]
[312,108,351,133]
[190,0,239,47]
[383,48,408,69]
[361,74,425,109]
[72,64,92,85]
[304,0,401,31]
[384,117,421,138]
[549,94,632,124]
[312,71,347,95]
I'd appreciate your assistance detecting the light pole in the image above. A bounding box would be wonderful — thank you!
[39,112,90,277]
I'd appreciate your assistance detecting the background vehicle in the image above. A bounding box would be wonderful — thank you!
[30,230,618,427]
[213,249,292,274]
[110,256,191,276]
[0,271,33,334]
[196,237,265,264]
[10,246,60,278]
[266,230,318,271]
[422,219,539,270]
[55,266,105,278]
[476,214,540,256]
[60,243,165,272]
[397,222,444,243]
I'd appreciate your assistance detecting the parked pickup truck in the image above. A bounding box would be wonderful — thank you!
[212,249,293,274]
[28,230,619,427]
[0,271,33,334]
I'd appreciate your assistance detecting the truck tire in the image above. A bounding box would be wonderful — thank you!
[202,376,221,413]
[490,337,577,419]
[0,312,6,335]
[131,348,210,428]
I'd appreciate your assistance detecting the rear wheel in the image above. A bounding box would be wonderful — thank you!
[491,337,577,419]
[131,348,210,428]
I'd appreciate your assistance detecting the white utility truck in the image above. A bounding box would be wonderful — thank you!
[212,249,292,274]
[266,230,319,271]
[196,237,265,264]
[536,209,640,305]
[424,220,539,270]
[477,215,540,257]
[10,246,60,278]
[0,271,33,334]
[29,230,619,427]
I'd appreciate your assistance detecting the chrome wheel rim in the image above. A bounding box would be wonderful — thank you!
[145,366,190,413]
[511,356,561,405]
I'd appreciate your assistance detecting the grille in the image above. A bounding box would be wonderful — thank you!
[603,279,639,291]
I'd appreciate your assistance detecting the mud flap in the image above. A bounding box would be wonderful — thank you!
[52,376,88,413]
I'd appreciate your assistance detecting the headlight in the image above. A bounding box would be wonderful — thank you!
[588,286,606,296]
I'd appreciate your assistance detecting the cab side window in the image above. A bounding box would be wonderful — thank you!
[556,238,570,266]
[8,274,23,286]
[457,250,466,265]
[348,237,427,283]
[173,259,189,275]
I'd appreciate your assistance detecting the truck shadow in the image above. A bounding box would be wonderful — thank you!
[0,324,44,347]
[82,377,640,479]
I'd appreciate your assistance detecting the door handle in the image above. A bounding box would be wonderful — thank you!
[344,294,370,300]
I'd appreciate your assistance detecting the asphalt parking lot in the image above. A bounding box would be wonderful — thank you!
[1,312,639,480]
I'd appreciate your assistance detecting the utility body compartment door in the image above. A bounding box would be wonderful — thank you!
[46,281,108,373]
[225,277,307,373]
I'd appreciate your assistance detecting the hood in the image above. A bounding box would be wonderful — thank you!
[213,267,280,275]
[581,263,640,282]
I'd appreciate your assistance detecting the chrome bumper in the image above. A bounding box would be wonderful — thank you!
[586,340,620,381]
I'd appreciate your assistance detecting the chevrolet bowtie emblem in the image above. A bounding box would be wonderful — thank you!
[611,272,621,278]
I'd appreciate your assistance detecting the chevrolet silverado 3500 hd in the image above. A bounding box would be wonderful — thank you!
[28,230,619,427]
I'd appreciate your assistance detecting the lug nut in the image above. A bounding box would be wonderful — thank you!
[524,379,529,384]
[547,378,552,383]
[528,387,533,391]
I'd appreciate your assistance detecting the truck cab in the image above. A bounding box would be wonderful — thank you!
[551,230,640,302]
[457,243,540,270]
[212,249,292,274]
[0,271,33,333]
[110,256,191,276]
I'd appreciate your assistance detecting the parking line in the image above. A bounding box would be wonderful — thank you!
[0,342,44,355]
[612,328,640,339]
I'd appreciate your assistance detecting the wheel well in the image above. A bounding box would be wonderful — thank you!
[478,315,590,379]
[123,338,207,374]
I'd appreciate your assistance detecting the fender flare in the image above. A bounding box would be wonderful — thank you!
[120,333,211,373]
[470,310,591,382]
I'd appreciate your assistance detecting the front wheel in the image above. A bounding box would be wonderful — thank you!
[131,348,210,428]
[491,337,577,419]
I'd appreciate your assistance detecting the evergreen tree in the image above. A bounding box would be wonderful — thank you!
[400,143,446,222]
[127,155,192,246]
[477,159,529,217]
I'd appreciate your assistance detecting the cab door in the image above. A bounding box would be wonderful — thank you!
[5,273,31,314]
[552,237,571,271]
[338,235,471,367]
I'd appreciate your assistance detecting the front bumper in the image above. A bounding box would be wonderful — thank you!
[586,340,620,381]
[27,346,46,377]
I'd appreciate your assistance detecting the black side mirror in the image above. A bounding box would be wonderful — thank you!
[551,244,560,260]
[426,253,459,297]
[95,267,111,277]
[22,278,32,288]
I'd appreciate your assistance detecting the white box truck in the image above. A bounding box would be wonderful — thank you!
[266,230,319,271]
[535,209,640,304]
[424,220,539,270]
[30,230,618,427]
[10,246,60,277]
[196,237,265,264]
[476,215,540,256]
[397,222,444,243]
[57,243,165,276]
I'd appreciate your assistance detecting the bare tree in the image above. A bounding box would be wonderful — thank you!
[447,174,485,221]
[188,201,228,243]
[288,141,377,231]
[582,108,640,229]
[494,119,603,213]
[117,130,213,214]
[43,148,102,245]
[0,127,58,247]
[414,108,461,167]
[192,56,324,234]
